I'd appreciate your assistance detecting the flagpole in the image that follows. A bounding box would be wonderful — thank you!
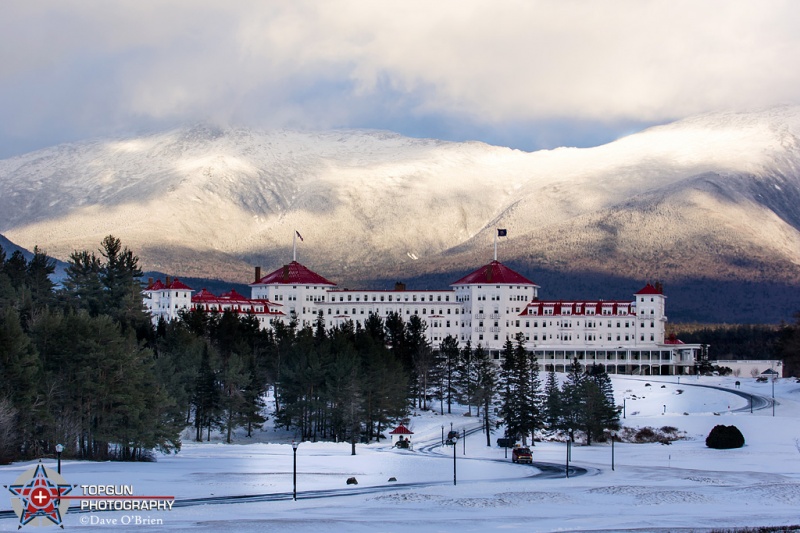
[293,230,297,262]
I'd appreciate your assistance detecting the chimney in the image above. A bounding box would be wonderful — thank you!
[254,266,262,283]
[655,281,664,294]
[394,281,406,291]
[148,277,153,286]
[166,276,172,287]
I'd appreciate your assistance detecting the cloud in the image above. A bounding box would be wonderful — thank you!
[1,0,799,156]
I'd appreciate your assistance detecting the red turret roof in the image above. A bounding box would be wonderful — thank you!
[145,278,194,291]
[145,279,166,291]
[664,334,684,345]
[168,278,193,290]
[389,424,414,435]
[451,261,537,286]
[635,283,663,295]
[252,261,336,286]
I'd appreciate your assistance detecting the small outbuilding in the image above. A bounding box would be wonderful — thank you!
[389,424,414,446]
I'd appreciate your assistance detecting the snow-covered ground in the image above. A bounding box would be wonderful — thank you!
[2,375,799,532]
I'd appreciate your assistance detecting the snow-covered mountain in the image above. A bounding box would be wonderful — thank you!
[2,107,800,321]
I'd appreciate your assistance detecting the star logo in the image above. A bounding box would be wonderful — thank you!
[6,463,73,529]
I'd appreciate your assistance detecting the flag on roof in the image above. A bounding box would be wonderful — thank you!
[295,230,304,242]
[497,228,507,237]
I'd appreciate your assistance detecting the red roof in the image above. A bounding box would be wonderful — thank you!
[389,424,414,435]
[145,279,166,291]
[192,288,285,316]
[145,278,193,291]
[252,261,336,286]
[168,278,193,290]
[664,334,684,345]
[451,261,537,286]
[635,283,663,295]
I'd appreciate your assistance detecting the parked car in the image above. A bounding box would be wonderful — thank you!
[496,437,515,448]
[511,446,533,464]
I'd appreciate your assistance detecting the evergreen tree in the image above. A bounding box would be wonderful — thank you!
[583,364,620,444]
[25,247,56,311]
[472,344,498,447]
[543,369,562,430]
[561,357,585,443]
[407,315,433,410]
[438,335,459,414]
[499,334,540,445]
[0,307,42,456]
[193,344,220,442]
[455,340,475,416]
[63,250,104,316]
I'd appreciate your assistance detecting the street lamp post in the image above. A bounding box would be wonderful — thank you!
[55,444,64,474]
[566,440,571,479]
[292,441,299,501]
[772,374,776,417]
[610,432,615,471]
[452,435,459,485]
[623,397,626,419]
[462,428,466,455]
[441,425,444,446]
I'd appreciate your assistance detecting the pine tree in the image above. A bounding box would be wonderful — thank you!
[26,247,55,310]
[407,315,433,410]
[438,335,459,414]
[583,364,620,444]
[63,250,103,316]
[472,344,498,447]
[543,369,562,431]
[193,344,220,442]
[0,307,41,457]
[561,357,585,443]
[455,340,475,416]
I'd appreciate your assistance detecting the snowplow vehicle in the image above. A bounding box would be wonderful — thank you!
[511,446,533,464]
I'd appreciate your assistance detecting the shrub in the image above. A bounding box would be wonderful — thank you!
[614,426,687,444]
[706,425,745,449]
[634,427,656,442]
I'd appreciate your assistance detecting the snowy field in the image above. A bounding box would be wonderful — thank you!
[2,375,800,532]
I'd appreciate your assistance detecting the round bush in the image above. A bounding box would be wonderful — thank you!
[705,425,745,449]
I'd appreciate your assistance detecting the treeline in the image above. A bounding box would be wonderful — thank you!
[668,323,782,360]
[0,237,175,464]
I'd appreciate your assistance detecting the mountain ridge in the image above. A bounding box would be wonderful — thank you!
[2,107,800,322]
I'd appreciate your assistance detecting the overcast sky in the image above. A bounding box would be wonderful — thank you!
[1,1,799,158]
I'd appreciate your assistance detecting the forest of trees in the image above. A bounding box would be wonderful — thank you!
[668,323,783,360]
[0,236,623,464]
[498,333,620,447]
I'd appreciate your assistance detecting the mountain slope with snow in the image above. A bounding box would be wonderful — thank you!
[1,108,800,321]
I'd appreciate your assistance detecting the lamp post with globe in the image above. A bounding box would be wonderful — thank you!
[292,441,299,501]
[55,444,64,474]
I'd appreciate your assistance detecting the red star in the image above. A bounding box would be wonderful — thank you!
[7,463,72,527]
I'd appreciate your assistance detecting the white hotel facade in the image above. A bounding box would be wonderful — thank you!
[144,260,701,375]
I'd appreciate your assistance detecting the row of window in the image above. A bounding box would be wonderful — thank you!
[327,293,453,303]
